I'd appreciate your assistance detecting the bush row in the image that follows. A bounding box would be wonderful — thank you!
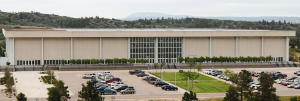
[64,58,149,65]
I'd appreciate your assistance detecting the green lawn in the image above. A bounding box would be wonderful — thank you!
[152,72,230,93]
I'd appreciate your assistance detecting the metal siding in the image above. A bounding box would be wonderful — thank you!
[263,37,286,61]
[101,38,128,59]
[238,38,261,57]
[185,38,209,57]
[43,38,71,60]
[73,38,100,59]
[211,38,235,57]
[14,38,41,64]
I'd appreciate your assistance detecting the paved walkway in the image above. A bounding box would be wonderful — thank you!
[13,71,53,98]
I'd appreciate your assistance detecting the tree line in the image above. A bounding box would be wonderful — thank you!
[63,58,149,65]
[177,55,273,64]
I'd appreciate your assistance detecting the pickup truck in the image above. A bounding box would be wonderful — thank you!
[129,69,145,75]
[105,77,121,84]
[99,88,117,95]
[82,73,96,79]
[120,87,135,94]
[150,79,162,84]
[162,85,178,91]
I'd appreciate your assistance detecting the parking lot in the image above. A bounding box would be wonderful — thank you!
[54,67,300,100]
[55,70,182,98]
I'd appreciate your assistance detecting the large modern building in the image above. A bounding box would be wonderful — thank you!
[1,28,295,66]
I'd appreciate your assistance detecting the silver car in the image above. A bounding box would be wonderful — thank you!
[120,88,135,94]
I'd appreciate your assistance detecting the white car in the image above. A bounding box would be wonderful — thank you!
[217,74,224,78]
[293,78,300,83]
[98,71,111,76]
[250,83,261,90]
[110,82,124,89]
[204,69,212,74]
[82,73,96,78]
[288,83,300,88]
[275,79,285,84]
[107,81,120,86]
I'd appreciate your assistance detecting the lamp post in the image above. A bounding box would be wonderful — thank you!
[175,72,176,85]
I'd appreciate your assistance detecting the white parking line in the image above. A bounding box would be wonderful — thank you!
[163,93,181,94]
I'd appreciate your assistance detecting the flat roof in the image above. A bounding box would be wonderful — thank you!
[2,28,296,38]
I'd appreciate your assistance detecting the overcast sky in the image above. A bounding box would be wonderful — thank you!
[1,0,300,19]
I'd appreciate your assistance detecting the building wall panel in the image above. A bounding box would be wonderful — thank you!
[211,38,235,57]
[73,38,100,59]
[44,38,71,60]
[185,38,209,57]
[238,38,261,57]
[263,37,286,61]
[14,38,41,64]
[102,38,128,59]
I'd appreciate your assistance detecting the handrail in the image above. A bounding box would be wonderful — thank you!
[293,62,297,67]
[275,62,279,67]
[287,62,291,67]
[174,64,177,69]
[281,61,285,67]
[167,64,170,69]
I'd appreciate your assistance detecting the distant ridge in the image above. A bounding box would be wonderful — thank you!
[123,12,300,23]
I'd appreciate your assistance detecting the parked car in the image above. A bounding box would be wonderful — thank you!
[91,78,105,85]
[275,79,285,84]
[95,83,108,88]
[116,85,133,92]
[203,69,212,74]
[247,82,256,87]
[250,83,261,90]
[154,81,169,87]
[287,77,298,81]
[98,71,111,76]
[147,77,158,83]
[120,87,135,94]
[137,73,149,77]
[294,71,300,74]
[105,77,121,84]
[251,71,256,76]
[208,70,219,75]
[162,85,178,91]
[99,88,117,95]
[97,86,109,91]
[129,69,145,75]
[82,73,96,79]
[254,72,261,77]
[269,73,287,80]
[282,80,295,86]
[110,82,124,89]
[217,74,224,78]
[161,85,168,89]
[98,74,109,79]
[150,79,162,84]
[212,71,222,76]
[295,84,300,89]
[287,83,300,88]
[104,75,114,80]
[142,76,152,80]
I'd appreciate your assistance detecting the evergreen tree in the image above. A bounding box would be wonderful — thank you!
[47,87,61,101]
[78,81,105,101]
[182,91,198,101]
[257,73,279,101]
[54,80,70,101]
[223,86,239,101]
[16,92,27,101]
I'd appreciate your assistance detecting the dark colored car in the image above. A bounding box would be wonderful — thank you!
[97,86,109,91]
[95,83,107,88]
[116,85,134,92]
[105,77,121,84]
[137,73,149,77]
[212,72,222,76]
[154,82,169,87]
[162,85,178,91]
[146,77,157,81]
[129,69,145,75]
[147,78,158,83]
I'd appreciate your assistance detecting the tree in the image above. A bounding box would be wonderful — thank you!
[253,57,258,64]
[182,91,198,101]
[256,73,279,101]
[61,59,67,66]
[128,58,134,64]
[259,56,265,64]
[113,58,120,64]
[224,56,229,64]
[154,63,159,72]
[235,70,253,101]
[205,56,211,64]
[233,57,239,64]
[84,59,90,65]
[189,71,199,88]
[223,86,239,101]
[223,68,234,85]
[70,59,75,65]
[239,56,244,64]
[142,59,148,65]
[159,61,166,74]
[219,56,225,64]
[54,80,70,101]
[47,87,61,101]
[185,57,191,63]
[228,57,232,64]
[6,62,10,66]
[212,56,218,64]
[76,59,81,65]
[247,56,252,64]
[136,59,141,64]
[16,92,27,101]
[91,59,97,66]
[196,64,202,74]
[78,81,105,101]
[199,56,205,64]
[105,59,112,65]
[187,61,196,72]
[121,58,128,65]
[177,57,184,63]
[289,96,300,101]
[99,59,104,64]
[4,67,13,95]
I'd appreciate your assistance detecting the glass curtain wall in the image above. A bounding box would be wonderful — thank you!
[158,37,182,63]
[130,37,155,63]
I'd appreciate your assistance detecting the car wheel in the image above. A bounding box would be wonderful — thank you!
[101,92,104,95]
[175,89,178,91]
[113,92,116,95]
[132,92,134,94]
[167,89,169,91]
[122,92,124,94]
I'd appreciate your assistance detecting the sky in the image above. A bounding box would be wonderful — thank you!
[1,0,300,19]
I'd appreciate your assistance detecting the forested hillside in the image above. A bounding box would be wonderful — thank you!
[0,11,300,56]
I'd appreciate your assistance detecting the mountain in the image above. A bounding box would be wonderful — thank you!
[123,12,300,24]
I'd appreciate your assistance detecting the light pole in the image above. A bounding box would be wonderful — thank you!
[175,72,176,85]
[188,77,189,91]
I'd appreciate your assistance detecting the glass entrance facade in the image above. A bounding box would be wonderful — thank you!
[130,37,155,63]
[158,37,183,63]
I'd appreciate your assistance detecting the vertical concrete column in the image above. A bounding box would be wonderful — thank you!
[209,37,212,58]
[155,37,158,63]
[286,37,289,62]
[182,37,185,57]
[235,37,238,57]
[261,37,264,56]
[12,38,14,65]
[100,37,102,59]
[128,37,130,59]
[71,37,73,59]
[41,38,44,65]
